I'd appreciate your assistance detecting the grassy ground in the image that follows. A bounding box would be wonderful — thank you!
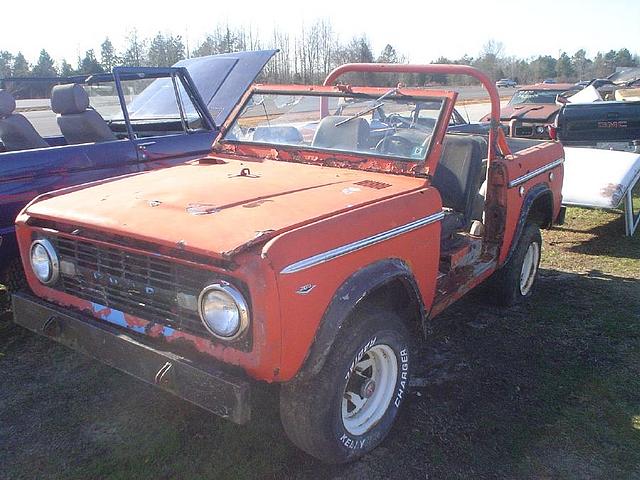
[0,208,638,479]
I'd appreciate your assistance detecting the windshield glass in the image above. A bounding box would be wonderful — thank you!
[222,91,446,161]
[83,81,125,120]
[509,89,565,105]
[85,76,201,124]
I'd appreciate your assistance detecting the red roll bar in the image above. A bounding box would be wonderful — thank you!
[323,63,510,159]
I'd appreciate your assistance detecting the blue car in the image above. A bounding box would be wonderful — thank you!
[0,50,275,286]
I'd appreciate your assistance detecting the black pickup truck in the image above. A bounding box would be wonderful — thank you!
[556,99,640,236]
[556,100,640,151]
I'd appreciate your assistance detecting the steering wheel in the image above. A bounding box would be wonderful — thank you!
[376,135,415,157]
[385,113,412,129]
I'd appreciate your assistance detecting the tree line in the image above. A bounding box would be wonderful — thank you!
[1,21,638,87]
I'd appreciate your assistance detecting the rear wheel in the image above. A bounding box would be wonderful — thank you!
[489,223,542,306]
[519,241,540,296]
[280,309,411,464]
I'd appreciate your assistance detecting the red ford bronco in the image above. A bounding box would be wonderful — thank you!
[12,64,564,463]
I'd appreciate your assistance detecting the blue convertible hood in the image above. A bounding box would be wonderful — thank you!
[174,50,276,126]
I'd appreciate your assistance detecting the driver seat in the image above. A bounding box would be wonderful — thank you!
[432,134,487,239]
[51,84,116,144]
[312,115,369,151]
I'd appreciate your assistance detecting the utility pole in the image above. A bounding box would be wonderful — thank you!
[185,27,190,59]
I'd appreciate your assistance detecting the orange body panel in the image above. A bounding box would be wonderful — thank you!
[15,67,565,386]
[263,187,442,380]
[497,142,565,263]
[15,220,283,380]
[24,159,426,260]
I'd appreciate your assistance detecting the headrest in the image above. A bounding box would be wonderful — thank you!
[312,115,369,150]
[51,84,90,115]
[0,90,16,117]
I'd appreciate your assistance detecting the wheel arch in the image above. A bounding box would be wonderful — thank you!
[293,258,424,382]
[504,182,553,264]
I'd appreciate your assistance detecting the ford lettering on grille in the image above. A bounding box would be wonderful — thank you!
[51,236,212,336]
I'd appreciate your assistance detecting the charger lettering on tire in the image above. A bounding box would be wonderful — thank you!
[394,348,409,408]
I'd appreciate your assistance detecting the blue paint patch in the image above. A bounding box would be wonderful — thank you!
[90,302,146,334]
[162,326,176,337]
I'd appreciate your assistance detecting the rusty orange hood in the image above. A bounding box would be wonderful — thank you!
[500,103,560,122]
[25,158,425,259]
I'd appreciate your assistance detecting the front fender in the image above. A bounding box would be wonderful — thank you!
[293,258,424,381]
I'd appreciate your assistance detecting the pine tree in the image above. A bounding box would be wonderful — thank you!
[60,60,75,77]
[555,52,575,81]
[32,49,57,76]
[0,51,13,77]
[12,52,30,77]
[100,37,119,72]
[147,33,185,67]
[78,49,104,74]
[377,45,399,64]
[571,49,591,81]
[614,48,635,68]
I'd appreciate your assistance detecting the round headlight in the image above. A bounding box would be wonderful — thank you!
[198,283,249,340]
[536,125,546,134]
[29,239,59,285]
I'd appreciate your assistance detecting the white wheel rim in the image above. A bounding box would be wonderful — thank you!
[519,241,540,296]
[341,344,398,436]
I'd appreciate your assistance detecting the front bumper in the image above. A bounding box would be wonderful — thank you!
[12,292,251,424]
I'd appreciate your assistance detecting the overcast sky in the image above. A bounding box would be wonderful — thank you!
[2,0,639,65]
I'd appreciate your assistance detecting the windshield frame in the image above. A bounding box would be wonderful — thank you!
[111,66,215,139]
[214,84,458,176]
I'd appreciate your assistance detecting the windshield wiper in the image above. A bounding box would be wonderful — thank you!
[335,102,384,126]
[335,87,399,127]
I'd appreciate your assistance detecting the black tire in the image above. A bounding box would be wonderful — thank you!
[280,308,411,464]
[489,223,542,306]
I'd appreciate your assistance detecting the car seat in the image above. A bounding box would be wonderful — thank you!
[432,134,488,239]
[253,126,303,144]
[312,115,369,151]
[51,84,116,144]
[0,90,48,151]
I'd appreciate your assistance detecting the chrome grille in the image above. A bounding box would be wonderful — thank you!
[52,236,211,335]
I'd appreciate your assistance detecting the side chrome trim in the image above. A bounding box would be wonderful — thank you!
[508,158,564,188]
[280,211,445,274]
